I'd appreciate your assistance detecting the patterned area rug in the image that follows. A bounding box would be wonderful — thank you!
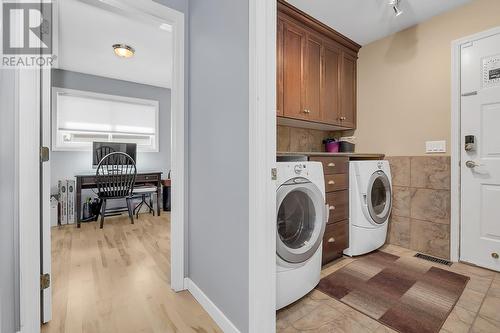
[317,251,470,333]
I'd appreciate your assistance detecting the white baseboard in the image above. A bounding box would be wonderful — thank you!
[184,278,241,333]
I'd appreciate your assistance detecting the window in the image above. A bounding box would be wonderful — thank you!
[52,88,159,152]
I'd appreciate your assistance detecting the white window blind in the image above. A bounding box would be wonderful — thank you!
[52,88,159,151]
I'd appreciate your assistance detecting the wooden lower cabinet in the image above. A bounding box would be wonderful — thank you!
[322,221,348,265]
[314,156,350,265]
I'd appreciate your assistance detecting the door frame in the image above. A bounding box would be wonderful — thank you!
[450,25,500,262]
[19,0,185,330]
[248,0,277,331]
[52,0,186,291]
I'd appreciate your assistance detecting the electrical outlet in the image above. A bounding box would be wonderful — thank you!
[425,141,446,153]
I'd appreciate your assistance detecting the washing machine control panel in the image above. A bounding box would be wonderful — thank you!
[294,164,307,175]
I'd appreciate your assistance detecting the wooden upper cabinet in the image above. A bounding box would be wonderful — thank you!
[282,22,306,120]
[277,0,360,130]
[277,19,284,116]
[340,52,357,129]
[321,42,341,125]
[304,32,322,122]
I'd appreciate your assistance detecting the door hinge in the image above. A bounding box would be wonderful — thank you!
[40,146,50,162]
[40,273,50,290]
[271,168,277,180]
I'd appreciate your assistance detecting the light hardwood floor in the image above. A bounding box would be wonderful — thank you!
[42,213,222,333]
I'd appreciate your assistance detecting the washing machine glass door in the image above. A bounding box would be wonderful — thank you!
[367,171,392,224]
[276,179,326,264]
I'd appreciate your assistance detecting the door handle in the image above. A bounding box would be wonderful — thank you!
[328,237,335,243]
[465,160,483,168]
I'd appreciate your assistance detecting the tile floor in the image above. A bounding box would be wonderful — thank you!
[277,244,500,333]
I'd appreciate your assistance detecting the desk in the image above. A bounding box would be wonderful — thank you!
[75,171,163,228]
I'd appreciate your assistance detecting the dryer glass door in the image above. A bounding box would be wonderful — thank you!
[276,180,326,264]
[367,171,392,224]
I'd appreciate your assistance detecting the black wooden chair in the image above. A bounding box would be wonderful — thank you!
[95,152,137,229]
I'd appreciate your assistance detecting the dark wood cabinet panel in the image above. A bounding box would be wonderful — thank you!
[326,190,349,224]
[277,0,360,130]
[277,19,284,116]
[324,173,348,192]
[305,32,322,122]
[321,43,341,125]
[282,22,306,120]
[322,221,348,264]
[340,53,357,129]
[310,156,349,175]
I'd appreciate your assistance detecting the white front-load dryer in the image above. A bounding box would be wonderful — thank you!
[344,160,392,257]
[276,162,327,310]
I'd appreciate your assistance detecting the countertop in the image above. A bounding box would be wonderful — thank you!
[277,151,385,159]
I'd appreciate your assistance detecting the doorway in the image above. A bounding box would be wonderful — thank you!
[451,27,500,272]
[40,0,189,330]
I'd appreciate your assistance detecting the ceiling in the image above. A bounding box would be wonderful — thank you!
[286,0,472,45]
[57,0,172,88]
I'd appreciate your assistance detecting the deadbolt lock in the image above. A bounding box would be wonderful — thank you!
[492,253,499,260]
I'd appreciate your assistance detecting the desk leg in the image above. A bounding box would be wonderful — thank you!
[76,179,82,228]
[157,182,161,217]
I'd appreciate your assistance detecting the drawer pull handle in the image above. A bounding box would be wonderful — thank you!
[328,180,335,185]
[327,163,336,167]
[328,237,335,243]
[329,205,336,211]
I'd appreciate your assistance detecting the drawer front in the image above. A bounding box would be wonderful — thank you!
[322,220,349,265]
[80,176,97,186]
[310,157,348,175]
[324,174,348,192]
[326,190,349,224]
[136,174,160,182]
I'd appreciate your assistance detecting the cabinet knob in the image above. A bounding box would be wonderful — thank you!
[328,180,335,185]
[329,205,336,211]
[328,237,335,243]
[327,163,336,167]
[303,109,310,114]
[340,116,346,121]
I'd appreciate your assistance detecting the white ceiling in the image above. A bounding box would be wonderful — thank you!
[57,0,172,88]
[286,0,472,45]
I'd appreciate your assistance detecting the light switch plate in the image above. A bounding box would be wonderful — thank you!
[426,140,446,153]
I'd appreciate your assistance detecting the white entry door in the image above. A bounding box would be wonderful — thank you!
[460,31,500,272]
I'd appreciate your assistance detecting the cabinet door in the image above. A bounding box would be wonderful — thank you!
[321,43,341,125]
[283,22,306,119]
[304,32,322,122]
[276,19,284,116]
[340,52,357,129]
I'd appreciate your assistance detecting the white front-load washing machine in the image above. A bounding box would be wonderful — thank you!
[344,160,392,257]
[276,162,327,310]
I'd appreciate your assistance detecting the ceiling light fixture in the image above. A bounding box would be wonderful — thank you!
[390,0,403,17]
[112,44,135,58]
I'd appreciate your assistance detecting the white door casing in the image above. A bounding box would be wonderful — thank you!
[460,32,500,272]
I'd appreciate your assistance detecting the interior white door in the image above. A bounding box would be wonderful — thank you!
[460,32,500,272]
[41,2,52,322]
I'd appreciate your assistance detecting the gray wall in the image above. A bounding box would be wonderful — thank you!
[188,0,250,332]
[51,69,171,218]
[0,70,20,333]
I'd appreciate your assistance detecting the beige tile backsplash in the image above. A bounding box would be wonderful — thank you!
[386,156,451,259]
[277,125,338,152]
